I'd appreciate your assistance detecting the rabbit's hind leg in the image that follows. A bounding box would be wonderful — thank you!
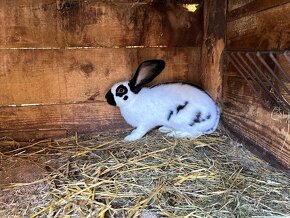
[158,126,174,133]
[166,130,200,139]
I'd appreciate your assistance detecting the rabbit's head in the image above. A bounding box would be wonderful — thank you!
[105,60,165,107]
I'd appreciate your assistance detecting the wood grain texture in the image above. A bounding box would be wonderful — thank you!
[0,47,200,105]
[200,0,225,101]
[222,75,290,169]
[227,0,289,21]
[277,54,290,104]
[0,129,68,140]
[225,2,290,169]
[0,102,130,139]
[0,0,203,140]
[0,0,202,48]
[227,2,290,49]
[227,0,254,11]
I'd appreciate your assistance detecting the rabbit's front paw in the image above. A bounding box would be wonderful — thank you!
[124,133,142,141]
[124,128,148,141]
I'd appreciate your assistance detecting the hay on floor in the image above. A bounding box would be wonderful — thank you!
[0,130,289,217]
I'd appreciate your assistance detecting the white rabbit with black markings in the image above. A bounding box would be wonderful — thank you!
[105,60,220,141]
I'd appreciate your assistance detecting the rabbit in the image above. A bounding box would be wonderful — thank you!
[105,60,220,141]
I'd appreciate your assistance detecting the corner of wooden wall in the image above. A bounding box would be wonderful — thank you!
[200,0,226,102]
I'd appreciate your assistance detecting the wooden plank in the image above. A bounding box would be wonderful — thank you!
[227,0,289,21]
[222,75,290,169]
[0,47,200,106]
[278,54,290,104]
[0,129,67,140]
[0,102,130,140]
[227,3,290,49]
[0,0,57,48]
[0,0,202,48]
[200,0,226,101]
[228,0,254,11]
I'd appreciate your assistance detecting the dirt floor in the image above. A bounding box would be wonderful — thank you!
[0,130,289,217]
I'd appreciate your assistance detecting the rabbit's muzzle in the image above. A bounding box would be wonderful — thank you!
[105,90,117,106]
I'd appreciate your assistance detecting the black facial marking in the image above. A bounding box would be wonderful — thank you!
[206,114,211,120]
[167,110,173,121]
[123,95,128,101]
[128,81,141,94]
[116,85,128,97]
[176,101,189,114]
[105,90,116,106]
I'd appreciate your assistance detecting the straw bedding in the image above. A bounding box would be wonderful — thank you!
[0,130,289,217]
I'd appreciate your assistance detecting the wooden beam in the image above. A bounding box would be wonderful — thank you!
[228,0,290,21]
[200,0,226,101]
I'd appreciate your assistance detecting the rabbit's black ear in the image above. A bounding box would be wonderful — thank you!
[129,60,165,93]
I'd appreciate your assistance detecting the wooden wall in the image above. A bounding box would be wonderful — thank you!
[224,0,290,169]
[0,0,203,139]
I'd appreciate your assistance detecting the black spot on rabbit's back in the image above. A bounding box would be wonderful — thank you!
[204,128,214,134]
[116,85,128,97]
[176,101,188,113]
[194,111,202,123]
[167,110,173,121]
[189,111,202,126]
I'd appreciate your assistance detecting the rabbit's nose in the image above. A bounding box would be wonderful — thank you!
[105,90,117,106]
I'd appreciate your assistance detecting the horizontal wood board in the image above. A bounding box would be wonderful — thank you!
[227,0,289,21]
[0,47,201,105]
[227,2,290,49]
[227,0,254,11]
[0,0,202,48]
[0,102,130,139]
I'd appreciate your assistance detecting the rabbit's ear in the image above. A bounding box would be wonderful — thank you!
[129,60,165,93]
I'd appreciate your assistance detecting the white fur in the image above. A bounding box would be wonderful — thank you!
[110,82,220,141]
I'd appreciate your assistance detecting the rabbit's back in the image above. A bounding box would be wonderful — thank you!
[148,83,219,135]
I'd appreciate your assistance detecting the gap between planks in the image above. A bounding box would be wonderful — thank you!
[0,46,169,50]
[0,100,106,108]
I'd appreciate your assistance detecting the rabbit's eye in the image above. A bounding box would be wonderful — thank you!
[118,88,125,93]
[116,85,128,97]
